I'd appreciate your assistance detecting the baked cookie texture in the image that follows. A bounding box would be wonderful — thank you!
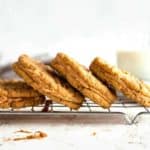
[12,55,84,110]
[90,57,150,107]
[50,53,116,108]
[0,80,42,97]
[0,80,45,108]
[0,96,45,109]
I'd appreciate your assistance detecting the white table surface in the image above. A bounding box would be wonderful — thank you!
[0,114,150,150]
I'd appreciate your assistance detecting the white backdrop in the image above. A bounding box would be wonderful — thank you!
[0,0,150,66]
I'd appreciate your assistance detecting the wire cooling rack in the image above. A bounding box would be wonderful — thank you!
[1,57,150,125]
[0,95,150,125]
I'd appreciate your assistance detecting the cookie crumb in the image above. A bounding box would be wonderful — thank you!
[13,131,47,141]
[92,132,96,136]
[3,130,47,142]
[14,129,32,134]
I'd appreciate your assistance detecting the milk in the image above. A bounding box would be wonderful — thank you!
[117,51,150,81]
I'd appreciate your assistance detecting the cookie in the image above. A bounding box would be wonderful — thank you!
[0,80,43,98]
[0,96,45,109]
[50,53,116,108]
[90,57,150,107]
[0,80,45,109]
[12,55,84,110]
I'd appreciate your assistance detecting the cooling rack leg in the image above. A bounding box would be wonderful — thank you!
[31,106,34,112]
[124,114,132,125]
[131,112,150,124]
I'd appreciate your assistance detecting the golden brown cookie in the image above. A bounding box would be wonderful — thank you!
[0,96,45,109]
[90,57,150,107]
[0,80,45,109]
[12,55,84,110]
[50,53,116,108]
[0,80,43,98]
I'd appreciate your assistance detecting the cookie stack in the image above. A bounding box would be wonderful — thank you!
[12,54,117,109]
[12,55,84,110]
[50,53,150,108]
[1,52,150,110]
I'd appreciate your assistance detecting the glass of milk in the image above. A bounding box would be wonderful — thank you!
[117,50,150,81]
